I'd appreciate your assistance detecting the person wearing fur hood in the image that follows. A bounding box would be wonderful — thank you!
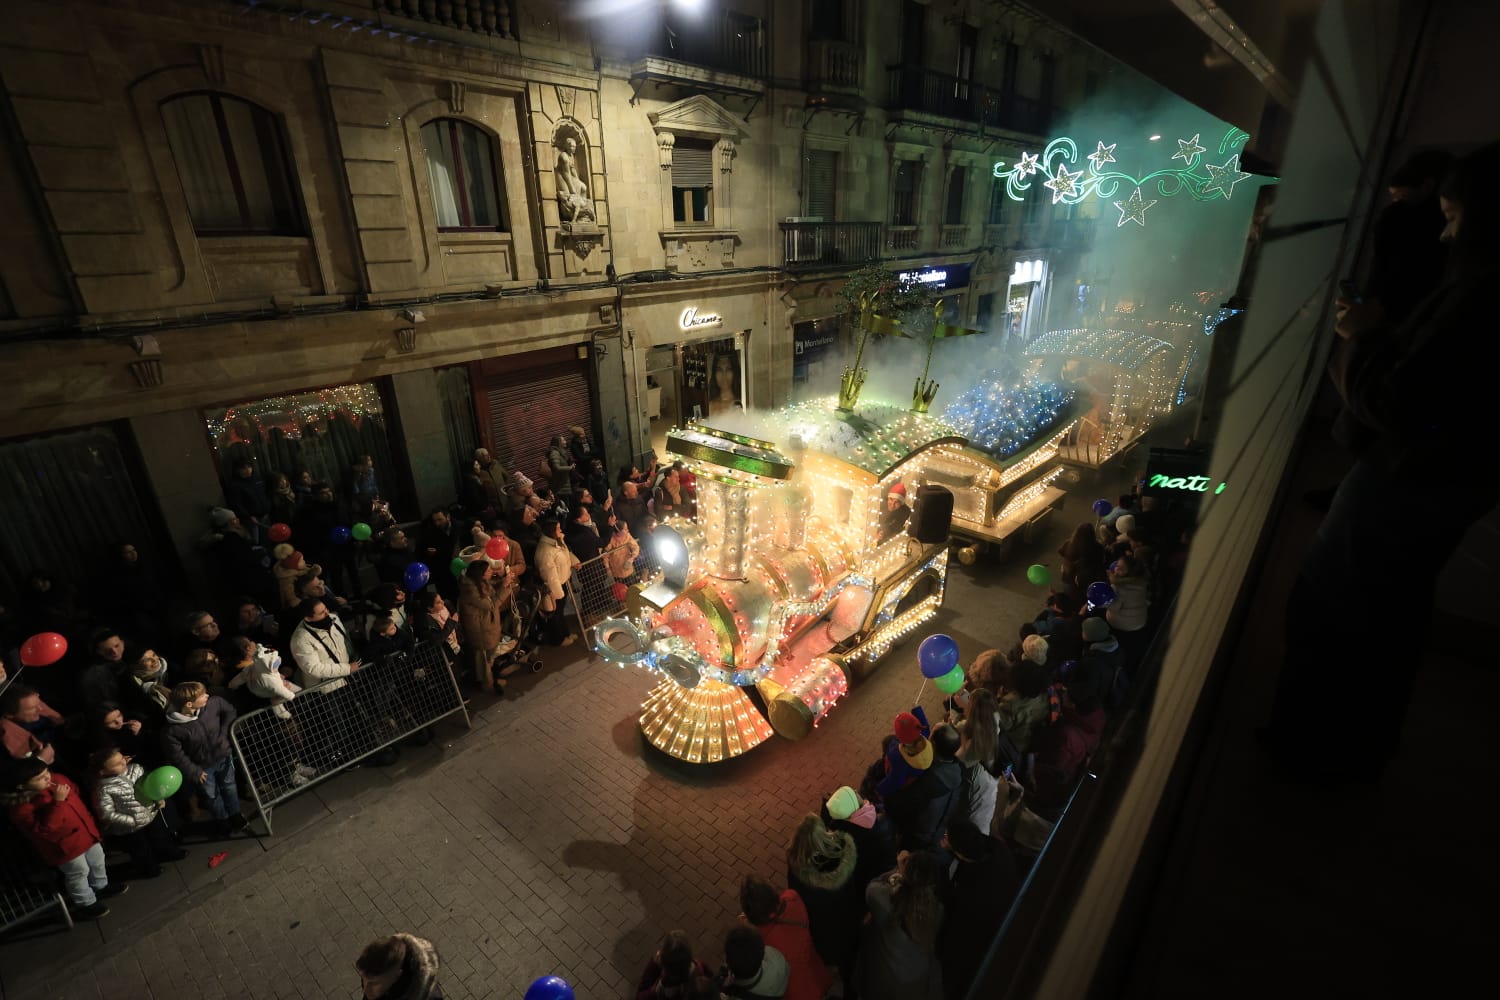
[355,933,443,999]
[785,813,862,980]
[271,545,319,609]
[226,636,301,717]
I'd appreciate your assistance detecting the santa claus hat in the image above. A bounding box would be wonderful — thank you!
[888,482,907,499]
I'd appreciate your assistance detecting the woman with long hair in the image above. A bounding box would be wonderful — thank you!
[855,849,945,999]
[1056,520,1107,598]
[785,813,861,981]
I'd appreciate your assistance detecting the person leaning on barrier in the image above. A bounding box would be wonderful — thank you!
[290,599,360,692]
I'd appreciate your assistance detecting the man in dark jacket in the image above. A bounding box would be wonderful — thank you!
[223,460,271,545]
[937,817,1020,1000]
[161,681,245,835]
[1075,616,1126,709]
[296,481,358,596]
[886,723,963,853]
[206,507,272,603]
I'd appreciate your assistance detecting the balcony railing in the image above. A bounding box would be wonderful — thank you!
[806,39,862,91]
[887,65,1052,134]
[780,221,882,271]
[887,226,919,253]
[941,224,970,250]
[372,0,516,38]
[649,9,768,79]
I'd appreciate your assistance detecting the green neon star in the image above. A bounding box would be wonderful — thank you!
[1202,154,1252,198]
[1112,187,1158,227]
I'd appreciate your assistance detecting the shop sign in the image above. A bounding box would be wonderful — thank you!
[896,262,972,291]
[794,332,836,357]
[680,307,723,331]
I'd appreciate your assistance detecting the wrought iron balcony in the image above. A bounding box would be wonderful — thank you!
[647,9,768,79]
[372,0,517,38]
[886,65,1052,135]
[780,221,882,271]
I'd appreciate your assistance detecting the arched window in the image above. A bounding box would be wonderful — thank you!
[160,93,304,236]
[420,118,507,231]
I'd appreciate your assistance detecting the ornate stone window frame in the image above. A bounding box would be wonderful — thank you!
[648,95,744,242]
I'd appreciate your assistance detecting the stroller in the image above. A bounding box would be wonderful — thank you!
[490,580,547,684]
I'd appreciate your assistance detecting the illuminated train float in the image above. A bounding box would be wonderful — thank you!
[592,395,1069,763]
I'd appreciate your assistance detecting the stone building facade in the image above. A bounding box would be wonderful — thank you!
[0,0,1103,590]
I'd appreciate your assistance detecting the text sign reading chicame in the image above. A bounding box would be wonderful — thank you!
[680,307,723,331]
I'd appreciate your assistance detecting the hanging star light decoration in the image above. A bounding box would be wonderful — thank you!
[988,126,1265,217]
[1044,163,1082,203]
[1200,154,1252,199]
[1112,187,1158,227]
[1172,132,1207,164]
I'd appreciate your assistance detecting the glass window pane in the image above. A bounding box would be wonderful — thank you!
[458,123,501,228]
[422,121,463,228]
[162,95,241,232]
[221,97,277,231]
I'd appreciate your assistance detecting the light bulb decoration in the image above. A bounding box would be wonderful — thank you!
[991,126,1266,221]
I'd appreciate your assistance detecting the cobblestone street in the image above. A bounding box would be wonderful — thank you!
[0,550,1051,1000]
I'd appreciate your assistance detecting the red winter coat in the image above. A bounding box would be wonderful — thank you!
[759,890,835,1000]
[6,773,102,865]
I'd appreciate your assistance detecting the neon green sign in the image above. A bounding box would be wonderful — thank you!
[1149,473,1215,492]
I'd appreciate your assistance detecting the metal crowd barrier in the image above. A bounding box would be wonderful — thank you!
[563,537,663,645]
[0,863,71,937]
[229,639,470,834]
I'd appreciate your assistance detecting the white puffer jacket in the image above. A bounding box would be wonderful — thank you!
[228,643,301,705]
[290,618,355,691]
[94,762,161,835]
[534,534,577,607]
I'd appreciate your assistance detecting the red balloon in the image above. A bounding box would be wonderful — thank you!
[485,537,509,562]
[611,582,629,602]
[268,522,292,543]
[19,632,68,667]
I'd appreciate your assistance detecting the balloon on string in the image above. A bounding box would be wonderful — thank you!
[350,522,373,542]
[450,557,468,578]
[934,663,966,695]
[18,632,67,667]
[140,765,183,801]
[268,522,292,543]
[1086,581,1116,607]
[918,633,960,678]
[1092,498,1113,517]
[611,582,629,602]
[330,525,352,544]
[403,562,431,592]
[524,976,575,1000]
[1025,564,1050,586]
[485,537,509,561]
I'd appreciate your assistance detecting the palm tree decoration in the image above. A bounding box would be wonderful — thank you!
[836,266,940,412]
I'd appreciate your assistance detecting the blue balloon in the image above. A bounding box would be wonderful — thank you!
[330,525,352,544]
[1086,581,1116,607]
[918,633,960,678]
[525,976,575,1000]
[1092,498,1113,517]
[403,561,431,592]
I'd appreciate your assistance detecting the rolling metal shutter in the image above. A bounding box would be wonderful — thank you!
[806,149,837,219]
[483,363,592,484]
[672,140,715,187]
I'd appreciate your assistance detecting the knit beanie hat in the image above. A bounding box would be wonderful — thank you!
[1021,633,1050,666]
[1081,616,1112,642]
[272,543,294,563]
[209,506,236,529]
[893,711,923,744]
[825,786,861,822]
[1115,514,1137,538]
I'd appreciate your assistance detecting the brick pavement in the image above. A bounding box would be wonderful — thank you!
[0,554,1047,1000]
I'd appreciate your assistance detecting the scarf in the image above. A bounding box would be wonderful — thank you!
[306,616,335,631]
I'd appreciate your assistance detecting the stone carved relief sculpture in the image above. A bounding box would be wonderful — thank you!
[552,122,596,227]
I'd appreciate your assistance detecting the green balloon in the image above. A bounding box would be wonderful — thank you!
[1026,563,1051,586]
[935,664,966,695]
[142,765,183,800]
[351,522,373,541]
[450,557,468,578]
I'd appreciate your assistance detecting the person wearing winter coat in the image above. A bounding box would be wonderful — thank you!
[227,636,302,715]
[355,932,444,1000]
[1104,553,1151,664]
[720,926,790,1000]
[636,929,711,1000]
[738,876,833,1000]
[937,819,1019,1000]
[604,520,642,582]
[535,520,581,645]
[546,434,576,498]
[290,600,359,692]
[785,814,862,980]
[90,746,185,877]
[854,850,945,1000]
[4,757,121,918]
[160,681,245,834]
[458,560,514,693]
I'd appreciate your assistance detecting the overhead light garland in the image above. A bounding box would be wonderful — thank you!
[991,125,1263,226]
